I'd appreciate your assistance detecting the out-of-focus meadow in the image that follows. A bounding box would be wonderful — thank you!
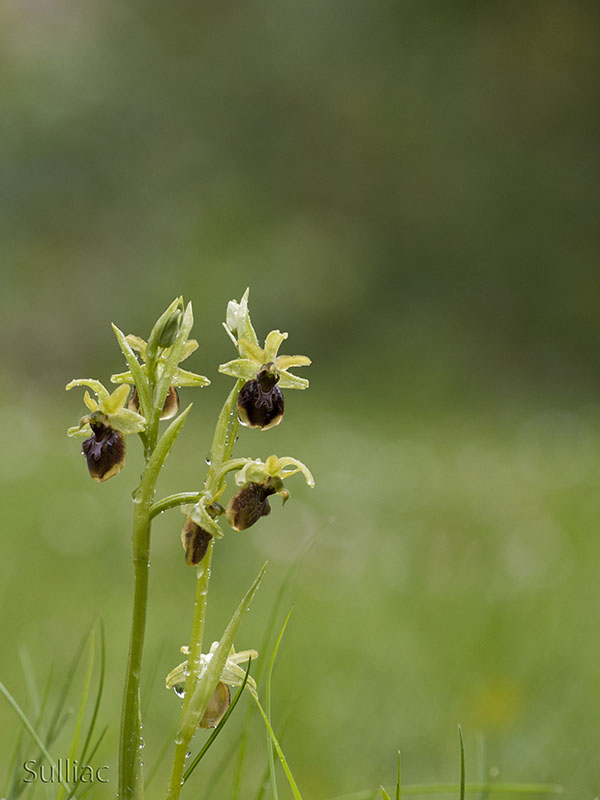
[1,1,600,796]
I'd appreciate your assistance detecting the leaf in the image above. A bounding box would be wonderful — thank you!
[183,658,253,784]
[140,405,193,494]
[183,563,267,733]
[112,324,152,417]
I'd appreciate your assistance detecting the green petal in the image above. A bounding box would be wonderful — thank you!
[277,373,309,390]
[180,339,199,361]
[218,358,258,381]
[108,408,147,435]
[65,379,110,403]
[103,384,130,415]
[171,368,211,387]
[125,335,148,360]
[263,330,288,362]
[277,457,315,488]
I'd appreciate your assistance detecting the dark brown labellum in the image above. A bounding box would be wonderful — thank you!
[199,682,231,728]
[181,518,213,566]
[237,364,284,430]
[226,481,277,531]
[82,423,126,482]
[128,385,179,420]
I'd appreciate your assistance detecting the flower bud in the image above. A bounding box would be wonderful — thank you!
[225,480,279,531]
[181,517,213,566]
[82,421,126,482]
[199,681,231,728]
[128,385,179,420]
[153,306,183,349]
[237,363,284,430]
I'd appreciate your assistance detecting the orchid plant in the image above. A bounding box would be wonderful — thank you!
[66,290,313,800]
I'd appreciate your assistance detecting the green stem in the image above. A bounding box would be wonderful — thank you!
[118,465,154,799]
[150,492,202,519]
[166,542,213,800]
[118,371,162,800]
[166,380,242,799]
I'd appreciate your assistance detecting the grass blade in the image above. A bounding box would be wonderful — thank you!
[265,607,294,800]
[381,788,392,799]
[397,750,401,800]
[58,633,96,800]
[326,786,562,800]
[458,726,465,800]
[78,621,106,766]
[232,524,324,800]
[0,680,71,795]
[253,696,302,800]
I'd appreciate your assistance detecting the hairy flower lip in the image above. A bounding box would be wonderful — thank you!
[225,481,277,531]
[237,377,284,431]
[82,422,126,482]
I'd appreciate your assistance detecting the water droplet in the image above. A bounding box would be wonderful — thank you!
[185,751,192,760]
[173,684,186,698]
[205,452,211,465]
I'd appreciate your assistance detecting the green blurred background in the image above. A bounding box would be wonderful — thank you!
[2,0,600,796]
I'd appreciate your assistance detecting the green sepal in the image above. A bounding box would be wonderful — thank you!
[224,288,259,349]
[109,408,146,435]
[275,355,311,370]
[238,338,265,363]
[188,500,225,539]
[180,339,199,361]
[277,372,309,390]
[218,358,258,381]
[125,335,147,359]
[171,367,210,388]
